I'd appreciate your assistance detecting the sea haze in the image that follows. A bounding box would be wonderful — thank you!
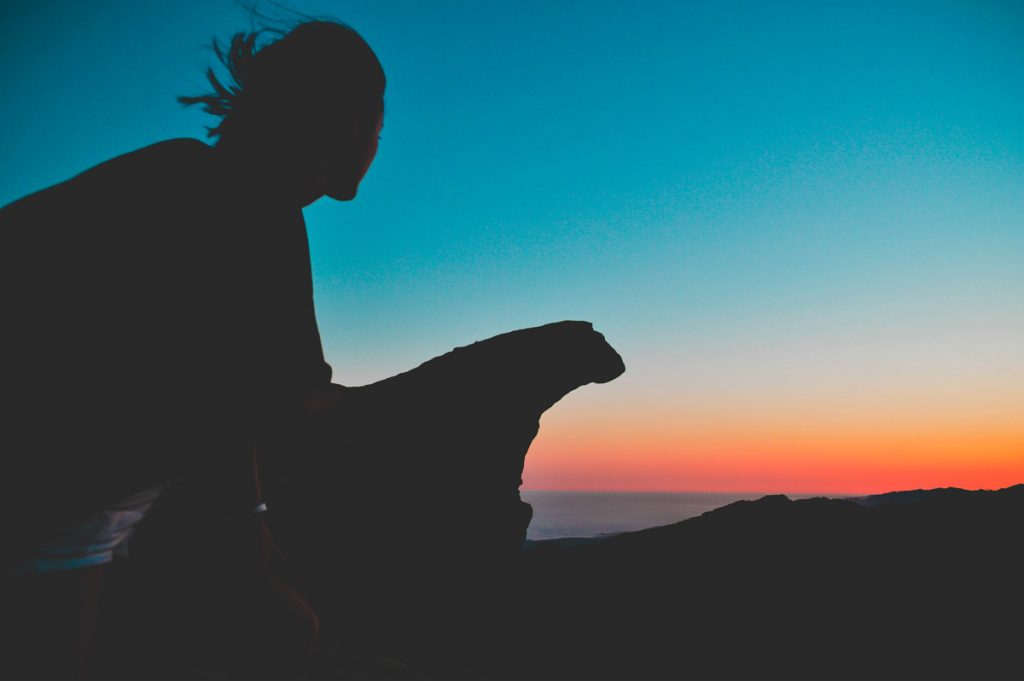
[522,491,837,540]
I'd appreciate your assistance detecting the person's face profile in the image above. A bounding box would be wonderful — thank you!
[324,113,383,202]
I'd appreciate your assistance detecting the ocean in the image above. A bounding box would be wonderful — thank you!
[522,491,836,540]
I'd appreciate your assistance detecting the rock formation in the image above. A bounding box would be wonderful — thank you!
[260,320,625,565]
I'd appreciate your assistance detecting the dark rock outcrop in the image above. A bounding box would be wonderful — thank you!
[261,320,625,566]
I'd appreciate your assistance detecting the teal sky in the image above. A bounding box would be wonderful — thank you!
[3,1,1022,491]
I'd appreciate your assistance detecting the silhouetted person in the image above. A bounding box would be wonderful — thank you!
[0,20,384,677]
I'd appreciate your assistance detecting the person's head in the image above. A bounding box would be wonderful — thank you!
[180,20,385,204]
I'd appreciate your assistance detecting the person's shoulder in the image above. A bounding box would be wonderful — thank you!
[126,137,213,163]
[98,138,214,180]
[51,138,214,180]
[1,139,218,234]
[87,139,225,213]
[5,139,213,205]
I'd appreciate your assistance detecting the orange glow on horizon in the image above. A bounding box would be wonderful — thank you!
[521,405,1024,495]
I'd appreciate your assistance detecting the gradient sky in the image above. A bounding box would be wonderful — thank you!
[3,0,1022,493]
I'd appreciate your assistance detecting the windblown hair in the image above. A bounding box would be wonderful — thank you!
[179,20,385,139]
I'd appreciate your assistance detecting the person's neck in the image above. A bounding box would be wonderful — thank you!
[213,135,315,210]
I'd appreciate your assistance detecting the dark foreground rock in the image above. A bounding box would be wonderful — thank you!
[263,319,626,563]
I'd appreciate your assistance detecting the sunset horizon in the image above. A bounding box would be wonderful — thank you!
[4,0,1022,501]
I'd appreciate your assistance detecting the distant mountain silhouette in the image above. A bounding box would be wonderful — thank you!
[848,486,979,506]
[554,483,1024,560]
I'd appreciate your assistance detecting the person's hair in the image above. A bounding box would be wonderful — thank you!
[179,20,385,140]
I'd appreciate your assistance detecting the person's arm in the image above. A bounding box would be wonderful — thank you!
[215,205,339,433]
